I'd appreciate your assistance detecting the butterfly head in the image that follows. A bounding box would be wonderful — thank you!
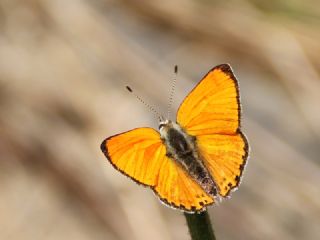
[159,119,184,140]
[159,119,175,138]
[159,119,171,131]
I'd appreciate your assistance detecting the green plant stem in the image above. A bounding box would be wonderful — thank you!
[184,211,216,240]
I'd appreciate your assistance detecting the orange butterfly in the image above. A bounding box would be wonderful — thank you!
[101,64,249,212]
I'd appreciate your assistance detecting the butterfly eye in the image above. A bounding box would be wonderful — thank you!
[159,123,165,130]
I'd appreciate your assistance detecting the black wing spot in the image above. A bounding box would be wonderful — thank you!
[239,163,245,171]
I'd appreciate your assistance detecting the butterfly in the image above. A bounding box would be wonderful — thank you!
[101,64,249,212]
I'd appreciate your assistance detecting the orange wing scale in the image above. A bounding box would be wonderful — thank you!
[101,128,164,186]
[177,64,249,198]
[101,127,214,212]
[177,64,240,136]
[197,132,248,197]
[154,156,214,212]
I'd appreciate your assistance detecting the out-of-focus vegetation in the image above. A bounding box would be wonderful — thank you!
[1,0,320,239]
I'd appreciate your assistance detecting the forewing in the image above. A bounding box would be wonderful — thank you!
[177,64,240,136]
[197,132,249,197]
[154,157,214,212]
[101,127,164,186]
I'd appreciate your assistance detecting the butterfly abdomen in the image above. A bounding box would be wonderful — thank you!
[159,120,218,197]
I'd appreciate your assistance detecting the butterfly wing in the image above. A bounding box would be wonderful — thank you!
[154,156,214,212]
[176,64,249,197]
[197,133,248,197]
[177,64,241,135]
[101,127,214,211]
[101,127,165,186]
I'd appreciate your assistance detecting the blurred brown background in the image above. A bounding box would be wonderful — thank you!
[1,0,320,239]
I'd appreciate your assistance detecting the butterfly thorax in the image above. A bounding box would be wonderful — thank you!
[159,120,218,197]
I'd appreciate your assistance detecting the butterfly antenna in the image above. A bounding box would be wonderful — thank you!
[167,65,178,120]
[126,86,164,122]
